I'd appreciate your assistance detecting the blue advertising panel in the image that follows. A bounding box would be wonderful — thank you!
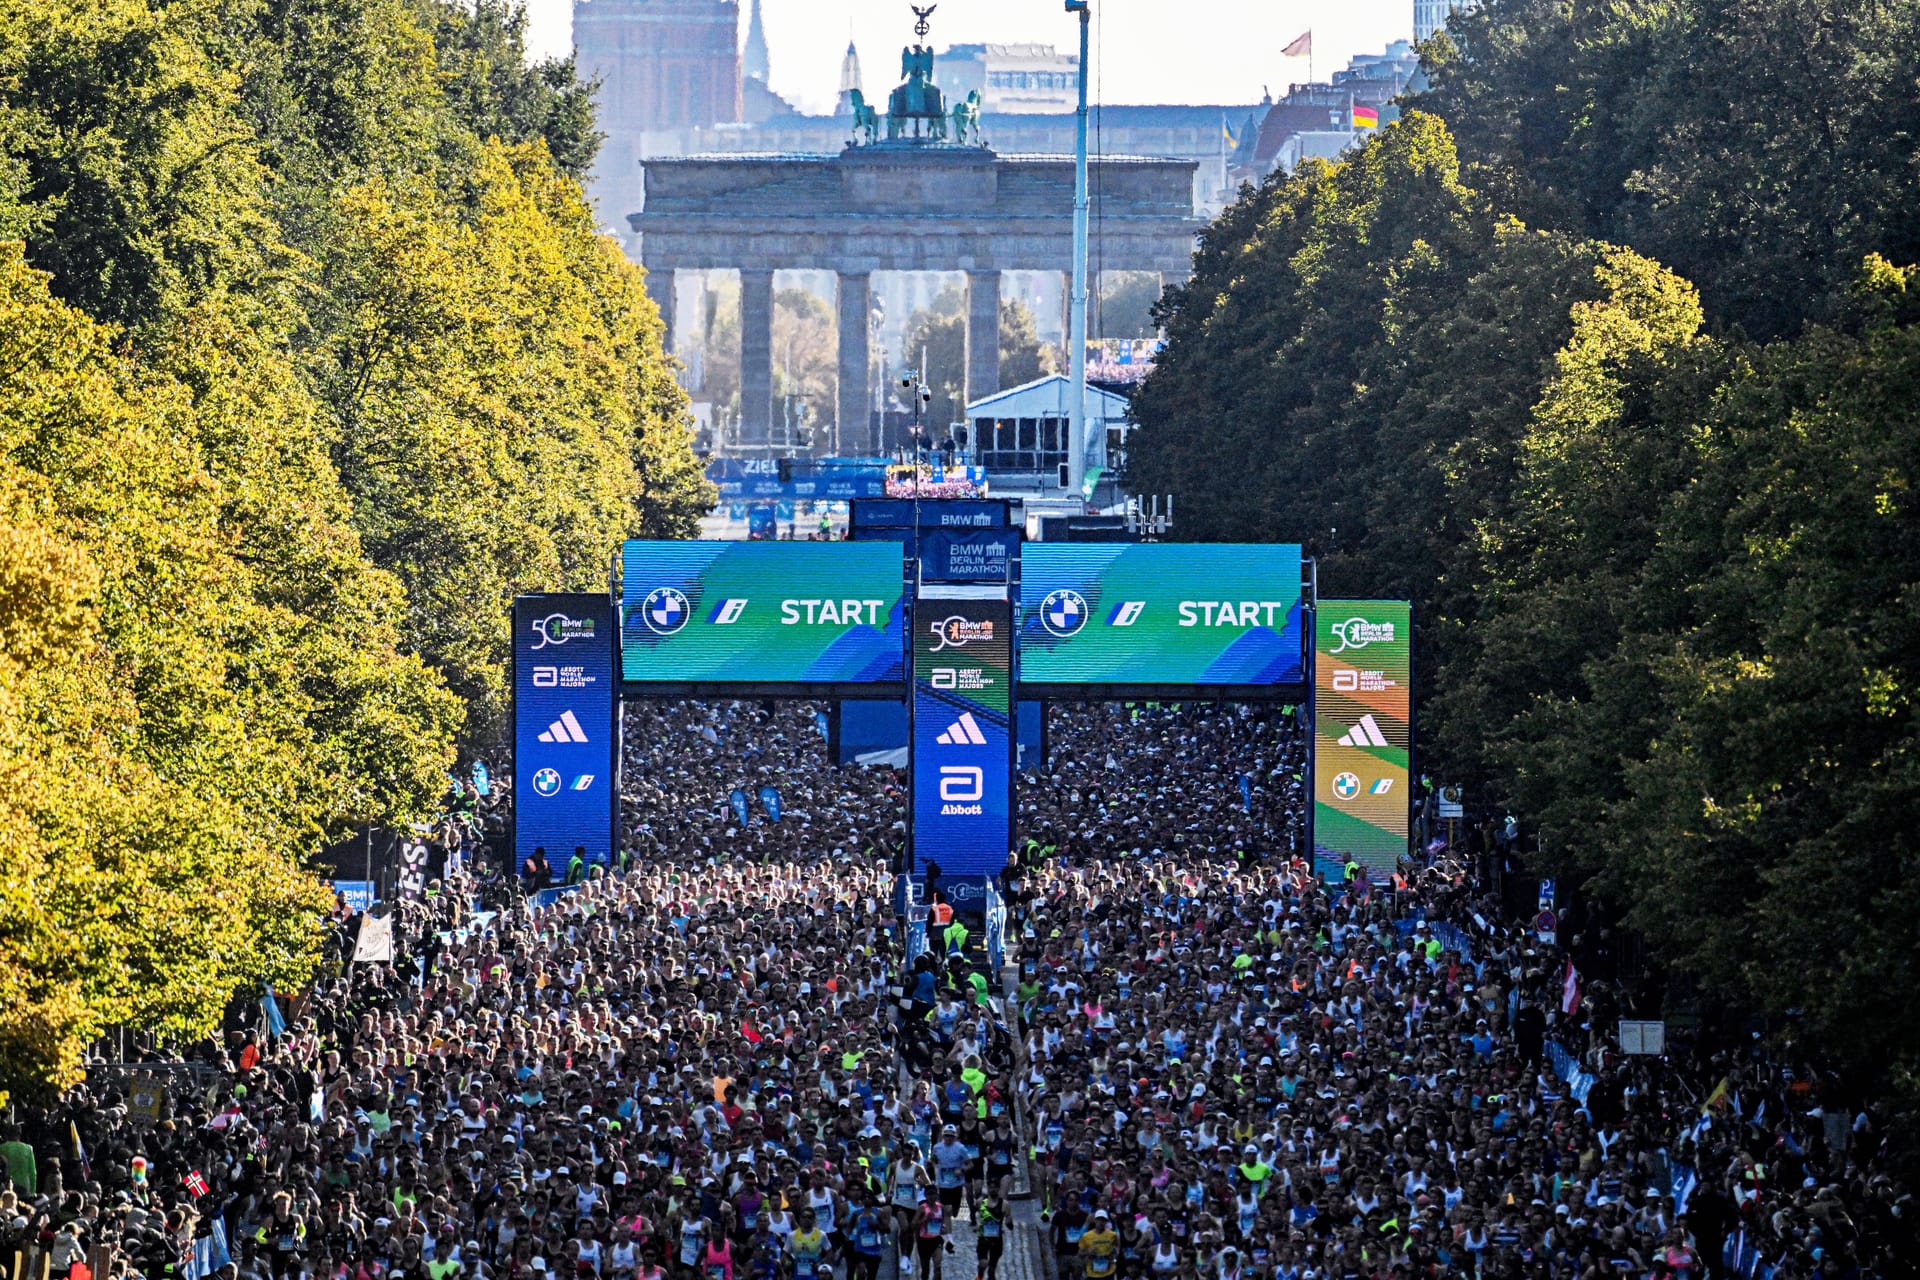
[921,529,1019,582]
[912,587,1014,908]
[1017,700,1044,769]
[836,699,909,765]
[514,593,619,872]
[1019,543,1305,687]
[707,457,887,500]
[621,542,905,684]
[851,498,1012,530]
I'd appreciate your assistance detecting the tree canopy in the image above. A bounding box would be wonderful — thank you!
[1129,0,1920,1108]
[0,0,706,1102]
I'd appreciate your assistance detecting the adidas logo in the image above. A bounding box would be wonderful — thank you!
[1337,715,1390,749]
[936,712,988,746]
[537,710,590,744]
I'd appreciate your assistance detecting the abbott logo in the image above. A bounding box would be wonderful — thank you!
[938,766,983,802]
[1331,668,1358,692]
[709,598,749,625]
[532,666,559,688]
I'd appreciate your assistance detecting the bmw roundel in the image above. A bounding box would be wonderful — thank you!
[1039,588,1089,638]
[640,586,691,635]
[532,768,562,797]
[1331,771,1361,800]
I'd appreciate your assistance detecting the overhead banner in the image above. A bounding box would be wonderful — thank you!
[1312,600,1412,878]
[851,498,1012,531]
[514,593,619,871]
[1018,543,1305,687]
[706,456,887,500]
[912,588,1014,906]
[621,542,905,684]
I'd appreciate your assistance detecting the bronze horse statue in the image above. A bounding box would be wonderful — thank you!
[848,88,880,145]
[950,89,981,146]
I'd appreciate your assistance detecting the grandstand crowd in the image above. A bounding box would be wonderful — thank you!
[0,703,1911,1280]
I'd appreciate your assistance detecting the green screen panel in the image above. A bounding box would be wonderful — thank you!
[620,542,904,684]
[1018,544,1304,686]
[1312,600,1412,877]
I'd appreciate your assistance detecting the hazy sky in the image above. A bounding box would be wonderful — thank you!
[529,1,1417,114]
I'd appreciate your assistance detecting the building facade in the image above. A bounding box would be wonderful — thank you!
[574,0,741,132]
[933,43,1080,114]
[575,0,743,226]
[1414,0,1480,42]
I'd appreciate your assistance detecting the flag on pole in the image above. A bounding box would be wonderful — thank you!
[1702,1076,1731,1113]
[184,1170,210,1198]
[1352,104,1380,129]
[1282,31,1312,57]
[70,1120,90,1181]
[261,981,288,1038]
[1222,115,1239,147]
[1561,959,1582,1015]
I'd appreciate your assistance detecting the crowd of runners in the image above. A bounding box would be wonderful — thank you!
[0,702,1912,1280]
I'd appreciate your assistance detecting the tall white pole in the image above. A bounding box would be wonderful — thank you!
[1065,0,1091,502]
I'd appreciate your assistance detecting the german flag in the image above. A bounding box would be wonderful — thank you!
[1352,104,1380,129]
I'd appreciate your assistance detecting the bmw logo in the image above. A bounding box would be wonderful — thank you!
[1332,772,1361,800]
[1039,588,1089,638]
[640,586,691,635]
[532,768,562,797]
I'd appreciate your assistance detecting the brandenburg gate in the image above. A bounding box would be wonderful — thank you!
[628,12,1204,451]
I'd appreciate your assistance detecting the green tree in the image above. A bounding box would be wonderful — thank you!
[419,0,602,179]
[999,297,1057,387]
[310,144,708,739]
[0,0,284,332]
[901,287,1054,427]
[0,243,410,1101]
[771,287,837,446]
[1410,0,1920,339]
[1097,272,1162,340]
[1592,261,1920,1078]
[0,0,705,1105]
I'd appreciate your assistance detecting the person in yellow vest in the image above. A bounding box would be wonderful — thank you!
[1077,1210,1119,1280]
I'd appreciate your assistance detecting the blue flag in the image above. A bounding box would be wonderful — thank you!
[758,785,783,823]
[261,982,288,1038]
[186,1221,232,1280]
[729,788,752,827]
[471,760,491,796]
[1238,772,1253,814]
[815,710,830,740]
